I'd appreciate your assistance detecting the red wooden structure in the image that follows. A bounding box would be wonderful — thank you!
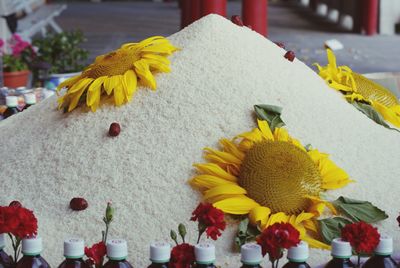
[179,0,268,37]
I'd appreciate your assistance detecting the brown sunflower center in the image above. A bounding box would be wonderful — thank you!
[352,73,399,107]
[239,141,321,214]
[83,48,140,78]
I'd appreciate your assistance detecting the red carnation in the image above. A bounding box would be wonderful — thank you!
[85,241,106,267]
[0,206,37,238]
[341,221,380,254]
[190,203,226,241]
[256,222,300,260]
[170,243,195,268]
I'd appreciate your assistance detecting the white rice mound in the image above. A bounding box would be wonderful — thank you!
[1,15,399,267]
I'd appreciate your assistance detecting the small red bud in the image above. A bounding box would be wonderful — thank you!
[274,42,285,49]
[70,197,88,211]
[231,15,244,26]
[9,200,22,207]
[109,122,121,137]
[284,51,296,62]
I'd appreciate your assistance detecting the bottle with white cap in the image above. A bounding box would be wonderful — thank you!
[0,234,13,268]
[15,237,50,268]
[103,239,133,268]
[58,238,90,268]
[3,96,19,118]
[363,235,397,268]
[148,242,170,268]
[240,243,263,268]
[324,238,355,268]
[23,93,36,110]
[194,243,216,268]
[282,241,311,268]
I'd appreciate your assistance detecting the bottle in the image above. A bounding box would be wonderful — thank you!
[148,242,170,268]
[363,235,397,268]
[324,238,355,268]
[103,239,133,268]
[0,234,12,268]
[194,243,216,268]
[240,243,263,268]
[282,241,311,268]
[23,93,36,110]
[16,237,51,268]
[3,96,19,118]
[58,238,90,268]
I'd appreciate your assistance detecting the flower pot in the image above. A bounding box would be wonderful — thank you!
[45,72,81,90]
[3,70,31,88]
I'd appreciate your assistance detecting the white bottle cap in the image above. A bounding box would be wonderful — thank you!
[195,243,215,264]
[375,235,393,255]
[6,96,18,107]
[64,238,85,258]
[24,93,36,105]
[331,238,352,258]
[22,237,43,256]
[241,243,262,265]
[106,239,128,260]
[150,242,171,263]
[0,234,6,249]
[287,241,309,262]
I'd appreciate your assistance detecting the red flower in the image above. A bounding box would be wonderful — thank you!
[256,222,300,259]
[85,241,106,266]
[85,241,106,267]
[341,221,380,254]
[190,203,226,240]
[0,206,37,238]
[170,243,195,268]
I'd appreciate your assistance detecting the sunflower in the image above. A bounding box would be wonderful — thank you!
[315,49,400,128]
[190,119,352,249]
[57,36,178,112]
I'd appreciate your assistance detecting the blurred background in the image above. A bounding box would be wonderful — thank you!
[0,0,399,118]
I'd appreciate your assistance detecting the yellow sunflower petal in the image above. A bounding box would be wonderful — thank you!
[220,139,245,160]
[122,70,137,101]
[113,84,125,106]
[134,60,156,90]
[303,219,318,233]
[204,147,242,165]
[257,119,274,140]
[57,75,81,91]
[190,175,236,190]
[371,101,400,127]
[213,196,259,215]
[87,76,107,107]
[319,157,352,190]
[266,212,290,226]
[203,184,247,201]
[302,235,331,250]
[249,206,271,227]
[273,127,290,141]
[193,163,237,182]
[103,75,122,95]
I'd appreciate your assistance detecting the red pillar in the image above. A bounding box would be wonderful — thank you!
[201,0,227,17]
[181,0,191,29]
[191,0,202,23]
[242,0,268,36]
[363,0,378,35]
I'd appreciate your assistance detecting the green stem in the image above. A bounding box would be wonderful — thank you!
[357,254,361,268]
[103,223,110,243]
[275,258,280,268]
[196,229,205,244]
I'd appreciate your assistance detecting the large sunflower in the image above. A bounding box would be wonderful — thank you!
[190,119,352,249]
[57,36,178,112]
[315,49,400,128]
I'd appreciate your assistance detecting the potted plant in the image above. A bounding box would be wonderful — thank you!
[32,30,89,89]
[0,34,35,88]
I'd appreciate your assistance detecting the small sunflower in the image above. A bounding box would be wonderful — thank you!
[315,49,400,128]
[190,119,352,249]
[57,36,178,112]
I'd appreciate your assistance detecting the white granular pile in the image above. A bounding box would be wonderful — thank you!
[1,15,399,267]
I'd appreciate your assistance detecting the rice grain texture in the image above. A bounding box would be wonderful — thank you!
[1,15,399,267]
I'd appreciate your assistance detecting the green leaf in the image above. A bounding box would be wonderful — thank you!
[254,104,286,132]
[351,101,400,132]
[235,218,261,249]
[332,196,388,223]
[318,217,352,244]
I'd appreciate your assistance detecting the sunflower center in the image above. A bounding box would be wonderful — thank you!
[83,49,140,78]
[239,141,322,215]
